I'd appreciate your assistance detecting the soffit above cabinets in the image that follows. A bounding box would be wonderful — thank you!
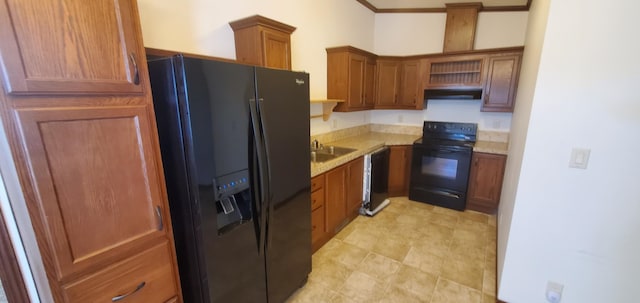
[358,0,531,12]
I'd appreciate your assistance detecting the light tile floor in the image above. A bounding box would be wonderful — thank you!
[287,197,497,303]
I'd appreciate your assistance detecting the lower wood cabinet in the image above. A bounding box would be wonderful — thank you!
[310,175,326,252]
[346,157,364,218]
[325,165,347,234]
[62,242,177,302]
[388,145,412,197]
[311,156,364,253]
[466,152,507,213]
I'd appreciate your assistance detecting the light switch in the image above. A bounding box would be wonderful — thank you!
[569,148,590,169]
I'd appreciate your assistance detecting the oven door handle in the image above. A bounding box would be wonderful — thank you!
[432,147,471,154]
[415,187,461,199]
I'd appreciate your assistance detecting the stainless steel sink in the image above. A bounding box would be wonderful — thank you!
[310,145,357,163]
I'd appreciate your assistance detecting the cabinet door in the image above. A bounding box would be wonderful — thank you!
[0,0,146,94]
[467,152,507,213]
[346,158,364,217]
[347,54,366,109]
[399,60,421,108]
[325,165,346,233]
[262,29,291,70]
[375,60,400,107]
[13,104,168,281]
[388,146,411,196]
[482,54,521,112]
[363,59,376,108]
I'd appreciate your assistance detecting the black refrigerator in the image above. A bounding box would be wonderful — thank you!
[147,55,311,303]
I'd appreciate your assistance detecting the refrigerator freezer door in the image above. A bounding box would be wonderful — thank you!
[254,67,311,303]
[178,58,268,303]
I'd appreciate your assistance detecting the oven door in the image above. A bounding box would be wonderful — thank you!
[409,143,472,210]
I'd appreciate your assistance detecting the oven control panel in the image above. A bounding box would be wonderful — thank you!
[423,121,477,141]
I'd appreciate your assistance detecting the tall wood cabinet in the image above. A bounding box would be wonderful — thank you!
[466,152,507,214]
[229,15,296,70]
[326,46,377,111]
[0,0,182,302]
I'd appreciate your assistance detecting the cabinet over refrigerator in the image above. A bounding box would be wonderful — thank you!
[148,55,311,303]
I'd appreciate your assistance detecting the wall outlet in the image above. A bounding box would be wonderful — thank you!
[546,281,563,303]
[398,115,404,123]
[331,119,338,129]
[492,119,501,129]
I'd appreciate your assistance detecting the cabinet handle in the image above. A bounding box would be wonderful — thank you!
[155,206,164,231]
[112,281,146,302]
[129,53,140,85]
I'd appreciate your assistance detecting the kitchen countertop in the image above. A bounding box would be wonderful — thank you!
[473,140,509,155]
[310,130,509,177]
[310,132,420,177]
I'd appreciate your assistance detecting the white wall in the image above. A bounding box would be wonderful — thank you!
[137,0,375,101]
[499,0,640,302]
[497,0,549,296]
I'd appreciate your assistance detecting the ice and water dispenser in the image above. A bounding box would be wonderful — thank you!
[212,170,253,234]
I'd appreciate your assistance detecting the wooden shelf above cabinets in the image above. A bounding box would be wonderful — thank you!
[310,99,345,121]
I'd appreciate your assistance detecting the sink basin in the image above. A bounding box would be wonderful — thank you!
[310,145,357,163]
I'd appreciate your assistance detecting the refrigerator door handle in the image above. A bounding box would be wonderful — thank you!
[256,98,274,249]
[249,98,268,256]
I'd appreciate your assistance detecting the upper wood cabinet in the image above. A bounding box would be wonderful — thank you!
[375,59,401,107]
[482,52,522,112]
[230,15,296,70]
[326,46,377,111]
[0,0,182,301]
[0,0,146,95]
[466,152,507,214]
[443,3,481,53]
[398,60,423,109]
[375,59,423,110]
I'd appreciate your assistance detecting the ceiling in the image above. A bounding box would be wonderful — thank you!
[357,0,531,12]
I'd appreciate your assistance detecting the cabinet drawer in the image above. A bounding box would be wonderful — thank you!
[311,175,324,192]
[63,242,177,303]
[311,206,325,244]
[311,187,325,211]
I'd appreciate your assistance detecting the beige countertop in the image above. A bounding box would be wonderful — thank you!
[309,129,509,176]
[310,132,420,177]
[474,140,509,155]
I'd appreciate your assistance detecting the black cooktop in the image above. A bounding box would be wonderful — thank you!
[415,121,478,148]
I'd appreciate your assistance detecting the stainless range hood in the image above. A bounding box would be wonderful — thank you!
[424,88,483,100]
